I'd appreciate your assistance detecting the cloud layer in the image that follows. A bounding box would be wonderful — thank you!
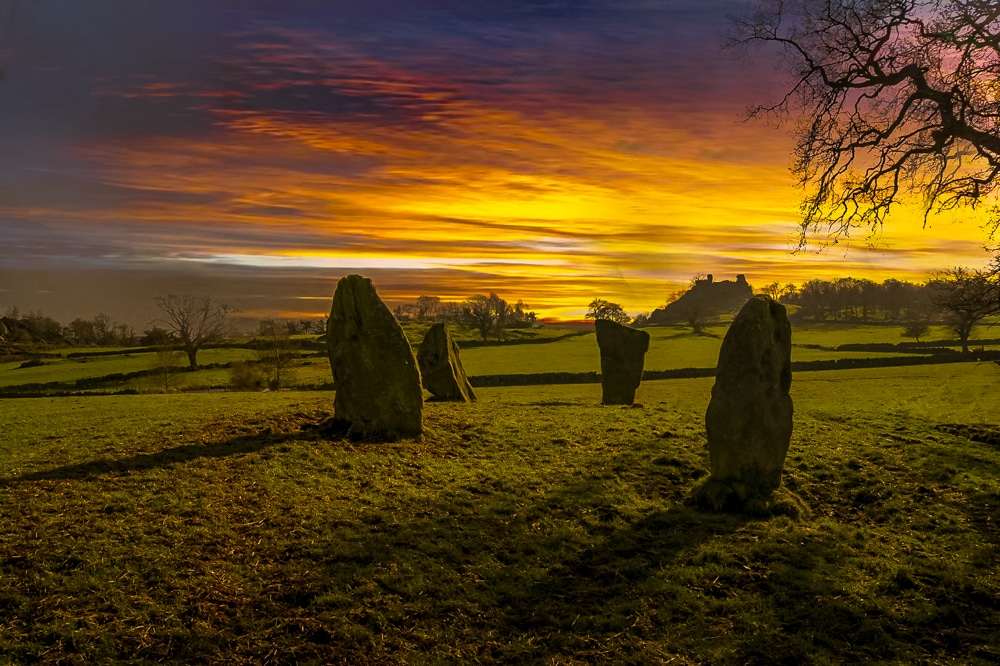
[0,0,994,321]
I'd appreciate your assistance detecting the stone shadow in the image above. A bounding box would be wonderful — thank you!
[0,428,308,486]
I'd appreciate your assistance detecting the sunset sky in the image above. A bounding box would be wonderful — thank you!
[1,0,996,325]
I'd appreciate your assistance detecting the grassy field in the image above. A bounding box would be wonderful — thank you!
[1,360,998,663]
[0,348,260,389]
[6,319,996,396]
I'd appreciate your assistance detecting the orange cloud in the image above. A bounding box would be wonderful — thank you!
[13,32,989,321]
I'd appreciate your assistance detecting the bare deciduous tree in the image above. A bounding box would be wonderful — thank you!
[928,266,1000,352]
[256,318,297,389]
[153,294,235,368]
[733,0,1000,242]
[463,293,510,341]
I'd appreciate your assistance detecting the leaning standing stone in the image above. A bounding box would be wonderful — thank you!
[417,323,476,402]
[326,275,423,439]
[700,295,793,509]
[595,319,651,405]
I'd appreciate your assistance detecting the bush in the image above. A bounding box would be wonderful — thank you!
[229,361,265,391]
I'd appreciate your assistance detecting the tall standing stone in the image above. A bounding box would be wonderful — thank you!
[700,295,793,508]
[326,275,423,439]
[595,319,651,405]
[417,323,476,402]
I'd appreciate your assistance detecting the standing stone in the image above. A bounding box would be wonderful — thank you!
[700,295,793,508]
[417,323,476,402]
[326,275,423,439]
[595,319,651,405]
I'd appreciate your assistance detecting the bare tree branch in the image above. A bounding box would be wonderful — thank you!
[733,0,1000,244]
[153,294,235,369]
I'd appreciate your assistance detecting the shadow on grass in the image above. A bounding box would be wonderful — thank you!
[496,507,883,664]
[0,429,306,485]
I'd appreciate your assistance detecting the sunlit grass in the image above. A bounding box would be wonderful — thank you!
[0,367,998,663]
[0,348,259,389]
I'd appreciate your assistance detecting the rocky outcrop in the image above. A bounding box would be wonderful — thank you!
[417,323,476,402]
[326,275,423,440]
[595,319,650,405]
[699,295,793,509]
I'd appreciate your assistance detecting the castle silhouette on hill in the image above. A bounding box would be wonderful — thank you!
[648,274,753,325]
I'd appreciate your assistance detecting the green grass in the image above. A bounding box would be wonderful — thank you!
[461,325,931,377]
[793,321,1000,348]
[0,348,260,389]
[1,364,998,663]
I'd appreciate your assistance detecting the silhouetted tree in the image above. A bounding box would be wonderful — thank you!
[464,293,511,341]
[685,302,709,335]
[393,303,418,321]
[758,282,781,300]
[508,300,537,328]
[140,326,174,346]
[414,295,441,320]
[586,298,631,325]
[67,318,97,345]
[902,321,930,343]
[153,294,234,368]
[733,0,1000,241]
[490,293,514,341]
[928,267,1000,353]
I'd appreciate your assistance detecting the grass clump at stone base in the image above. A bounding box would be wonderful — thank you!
[0,371,998,664]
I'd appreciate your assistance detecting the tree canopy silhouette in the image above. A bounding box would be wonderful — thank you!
[586,299,631,325]
[732,0,1000,242]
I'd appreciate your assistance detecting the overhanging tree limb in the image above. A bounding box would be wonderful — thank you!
[732,0,1000,243]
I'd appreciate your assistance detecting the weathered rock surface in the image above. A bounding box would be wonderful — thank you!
[595,319,650,405]
[701,295,793,508]
[417,323,476,402]
[326,275,423,439]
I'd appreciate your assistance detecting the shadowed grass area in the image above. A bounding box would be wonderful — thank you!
[0,374,998,663]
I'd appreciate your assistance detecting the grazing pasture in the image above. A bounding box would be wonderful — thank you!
[1,359,998,663]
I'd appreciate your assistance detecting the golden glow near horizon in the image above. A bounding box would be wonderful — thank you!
[3,14,997,322]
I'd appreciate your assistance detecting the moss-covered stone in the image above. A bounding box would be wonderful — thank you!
[417,323,476,402]
[326,275,422,440]
[702,295,793,505]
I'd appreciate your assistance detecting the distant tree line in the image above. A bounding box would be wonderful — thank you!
[0,303,327,354]
[1,307,137,347]
[393,294,537,341]
[769,278,933,324]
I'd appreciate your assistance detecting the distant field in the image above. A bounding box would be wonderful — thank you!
[460,323,986,377]
[0,348,259,389]
[3,320,1000,395]
[0,363,998,663]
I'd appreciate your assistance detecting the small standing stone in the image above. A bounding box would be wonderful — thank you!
[417,323,476,402]
[700,295,793,508]
[595,319,651,405]
[326,275,423,439]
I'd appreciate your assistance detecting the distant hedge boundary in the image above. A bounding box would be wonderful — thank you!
[4,348,1000,397]
[468,350,1000,387]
